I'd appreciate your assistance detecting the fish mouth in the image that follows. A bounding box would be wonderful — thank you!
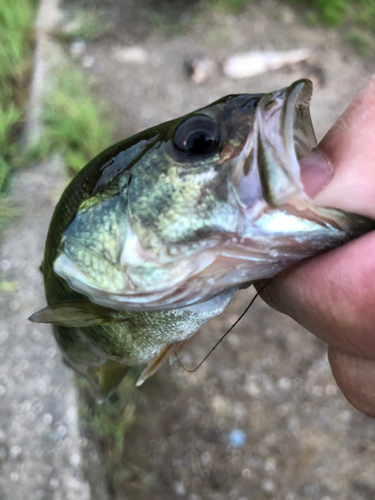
[248,79,317,209]
[244,79,360,230]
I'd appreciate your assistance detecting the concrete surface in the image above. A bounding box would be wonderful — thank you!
[0,0,108,498]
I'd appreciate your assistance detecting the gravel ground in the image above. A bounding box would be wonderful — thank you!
[0,3,108,497]
[0,159,96,500]
[74,1,375,498]
[2,0,375,499]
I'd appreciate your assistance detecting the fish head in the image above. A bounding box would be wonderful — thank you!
[53,80,374,310]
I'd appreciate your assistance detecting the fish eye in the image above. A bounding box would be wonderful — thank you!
[173,115,220,156]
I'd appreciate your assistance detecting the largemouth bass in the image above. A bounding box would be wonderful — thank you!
[30,80,374,397]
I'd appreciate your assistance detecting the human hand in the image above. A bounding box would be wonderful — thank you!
[258,76,375,417]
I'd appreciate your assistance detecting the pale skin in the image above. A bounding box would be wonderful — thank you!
[258,76,375,418]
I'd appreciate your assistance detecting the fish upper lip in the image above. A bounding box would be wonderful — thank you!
[233,79,316,213]
[250,79,316,209]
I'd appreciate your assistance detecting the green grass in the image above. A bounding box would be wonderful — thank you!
[203,0,375,55]
[212,0,375,30]
[0,0,38,226]
[78,371,142,460]
[0,2,115,229]
[0,198,20,228]
[347,28,375,57]
[0,278,20,293]
[210,0,252,14]
[139,0,375,53]
[38,63,114,174]
[78,368,154,493]
[300,0,350,26]
[0,0,37,85]
[293,0,375,29]
[288,0,375,54]
[0,0,38,195]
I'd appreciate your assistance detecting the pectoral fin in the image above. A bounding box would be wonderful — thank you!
[28,299,126,327]
[136,339,191,386]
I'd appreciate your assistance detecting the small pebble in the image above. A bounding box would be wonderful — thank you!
[265,433,276,444]
[10,445,22,458]
[278,377,292,390]
[186,56,217,84]
[57,425,67,437]
[49,478,59,489]
[264,457,277,474]
[242,468,252,479]
[174,481,186,496]
[0,260,11,271]
[82,56,94,68]
[113,46,148,64]
[200,451,212,466]
[70,40,86,56]
[229,429,246,448]
[35,490,45,500]
[70,453,81,467]
[47,347,56,359]
[9,301,20,312]
[312,385,323,397]
[339,410,352,423]
[262,479,275,493]
[245,380,260,397]
[325,384,337,396]
[10,472,19,482]
[43,413,53,426]
[0,330,9,344]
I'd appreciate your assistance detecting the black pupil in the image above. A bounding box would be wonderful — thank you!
[174,116,219,156]
[186,131,214,154]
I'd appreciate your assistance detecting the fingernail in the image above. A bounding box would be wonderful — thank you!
[299,148,333,198]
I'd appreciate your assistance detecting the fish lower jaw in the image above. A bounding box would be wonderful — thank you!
[51,233,322,313]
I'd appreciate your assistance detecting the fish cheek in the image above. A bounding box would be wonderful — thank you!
[57,195,128,292]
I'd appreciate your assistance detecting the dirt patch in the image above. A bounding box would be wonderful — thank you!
[55,0,375,498]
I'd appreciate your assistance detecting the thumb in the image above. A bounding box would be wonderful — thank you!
[312,75,375,219]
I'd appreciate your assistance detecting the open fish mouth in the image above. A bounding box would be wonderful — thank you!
[232,79,316,215]
[53,80,374,312]
[254,79,316,206]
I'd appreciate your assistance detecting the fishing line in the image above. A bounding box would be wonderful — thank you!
[175,281,270,373]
